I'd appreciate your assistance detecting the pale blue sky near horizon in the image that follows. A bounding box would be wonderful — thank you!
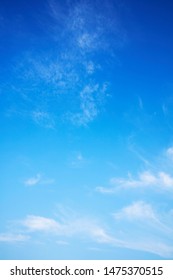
[1,0,173,259]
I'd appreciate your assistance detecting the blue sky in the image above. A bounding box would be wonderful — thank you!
[1,0,173,260]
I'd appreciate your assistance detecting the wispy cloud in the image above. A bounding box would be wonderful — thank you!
[67,83,109,126]
[22,215,62,232]
[113,201,156,221]
[56,240,69,246]
[138,96,143,110]
[117,238,173,258]
[95,143,173,257]
[97,170,173,193]
[21,214,112,244]
[24,174,54,186]
[49,0,126,53]
[68,152,87,168]
[113,201,173,235]
[166,146,173,160]
[3,203,173,258]
[85,61,96,75]
[162,104,168,116]
[110,201,173,257]
[31,111,55,129]
[127,137,153,167]
[24,174,41,186]
[5,0,125,128]
[0,233,29,242]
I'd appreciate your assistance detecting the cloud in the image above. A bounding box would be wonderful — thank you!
[24,174,41,186]
[11,46,109,128]
[62,0,126,53]
[110,171,157,187]
[97,170,173,193]
[159,172,173,187]
[96,186,114,194]
[77,32,96,51]
[69,87,98,126]
[3,204,173,258]
[127,139,153,167]
[111,201,173,257]
[119,239,173,258]
[115,201,173,235]
[24,174,54,186]
[95,144,173,258]
[67,83,108,126]
[113,201,156,221]
[56,240,69,246]
[18,207,118,245]
[22,215,62,232]
[5,0,123,128]
[138,96,143,110]
[69,152,87,168]
[162,104,168,116]
[21,214,112,244]
[85,61,95,74]
[31,111,55,129]
[166,146,173,160]
[0,233,29,242]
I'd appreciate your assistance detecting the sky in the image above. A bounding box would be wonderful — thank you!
[0,0,173,260]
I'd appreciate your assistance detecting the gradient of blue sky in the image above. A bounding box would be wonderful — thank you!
[0,0,173,260]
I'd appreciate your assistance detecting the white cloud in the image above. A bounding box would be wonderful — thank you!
[22,215,62,232]
[79,84,98,123]
[21,214,113,245]
[90,227,114,244]
[113,201,156,221]
[56,240,69,246]
[85,61,95,74]
[97,170,173,193]
[25,174,41,186]
[162,104,168,115]
[32,111,55,129]
[138,96,143,110]
[166,147,173,159]
[69,152,87,168]
[96,186,114,194]
[111,201,173,257]
[24,174,54,186]
[66,3,102,52]
[7,0,118,128]
[20,210,173,258]
[68,83,108,126]
[159,172,173,187]
[111,171,157,187]
[0,233,29,242]
[64,0,126,53]
[78,33,94,50]
[119,239,173,258]
[139,171,157,184]
[5,205,173,258]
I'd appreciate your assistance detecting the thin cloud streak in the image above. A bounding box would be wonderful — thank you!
[24,174,54,186]
[24,174,41,186]
[111,201,173,257]
[21,214,113,244]
[21,213,173,257]
[2,200,173,258]
[166,146,173,160]
[97,170,173,193]
[0,233,29,242]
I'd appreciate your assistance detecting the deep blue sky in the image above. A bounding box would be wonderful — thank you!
[1,0,173,259]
